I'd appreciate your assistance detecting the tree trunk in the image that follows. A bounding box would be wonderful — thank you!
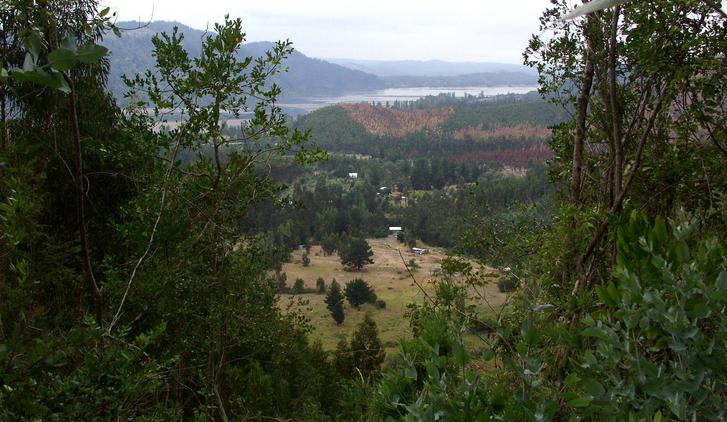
[572,49,595,203]
[67,75,103,324]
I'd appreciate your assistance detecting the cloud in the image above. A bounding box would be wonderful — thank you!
[102,0,547,63]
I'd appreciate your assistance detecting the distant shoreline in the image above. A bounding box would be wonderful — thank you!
[280,85,539,113]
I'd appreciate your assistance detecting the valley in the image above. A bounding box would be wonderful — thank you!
[279,237,509,357]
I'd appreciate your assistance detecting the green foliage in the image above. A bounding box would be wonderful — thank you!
[302,251,311,266]
[293,277,305,293]
[1,5,346,419]
[349,315,386,381]
[344,278,378,308]
[325,280,346,325]
[321,235,338,256]
[497,277,518,293]
[565,212,727,419]
[340,237,375,270]
[316,277,326,293]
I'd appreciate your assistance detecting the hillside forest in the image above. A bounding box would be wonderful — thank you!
[1,0,726,420]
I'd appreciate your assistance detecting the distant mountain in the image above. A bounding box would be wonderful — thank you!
[103,21,385,102]
[381,72,537,88]
[326,58,536,77]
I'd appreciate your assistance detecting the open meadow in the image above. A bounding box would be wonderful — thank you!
[278,236,509,358]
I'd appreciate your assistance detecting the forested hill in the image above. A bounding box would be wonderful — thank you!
[103,21,385,101]
[296,95,568,167]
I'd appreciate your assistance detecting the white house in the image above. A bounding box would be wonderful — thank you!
[348,172,358,179]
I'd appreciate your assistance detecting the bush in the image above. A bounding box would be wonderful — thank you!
[316,277,326,293]
[302,252,310,267]
[293,278,305,293]
[496,277,517,293]
[321,236,338,256]
[274,272,288,292]
[567,213,727,418]
[375,300,386,309]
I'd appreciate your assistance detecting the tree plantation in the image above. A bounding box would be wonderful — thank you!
[1,0,725,420]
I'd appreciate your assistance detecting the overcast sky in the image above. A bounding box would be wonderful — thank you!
[102,0,550,63]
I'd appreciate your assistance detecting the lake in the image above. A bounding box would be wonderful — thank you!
[280,85,539,113]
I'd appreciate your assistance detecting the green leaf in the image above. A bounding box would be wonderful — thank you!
[100,6,110,17]
[55,72,71,94]
[11,68,62,89]
[405,364,417,380]
[581,378,605,397]
[48,47,77,71]
[568,396,593,408]
[581,327,608,340]
[564,373,581,386]
[60,34,78,52]
[24,32,44,61]
[75,44,108,64]
[453,341,469,366]
[426,360,440,380]
[22,52,36,71]
[652,216,668,243]
[0,67,8,82]
[521,319,538,346]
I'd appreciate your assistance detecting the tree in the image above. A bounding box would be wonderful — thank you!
[344,278,377,309]
[293,278,305,293]
[524,0,726,292]
[340,237,374,270]
[316,277,326,293]
[348,315,385,381]
[302,251,310,267]
[321,235,338,256]
[325,280,345,325]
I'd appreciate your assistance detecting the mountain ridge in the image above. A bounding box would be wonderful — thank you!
[103,21,385,101]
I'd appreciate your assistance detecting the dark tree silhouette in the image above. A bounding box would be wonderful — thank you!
[340,237,374,270]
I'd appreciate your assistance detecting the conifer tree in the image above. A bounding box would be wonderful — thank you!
[349,314,385,381]
[325,279,345,324]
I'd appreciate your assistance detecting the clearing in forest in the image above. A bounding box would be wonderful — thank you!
[279,236,508,358]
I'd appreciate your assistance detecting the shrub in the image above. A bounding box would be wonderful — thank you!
[567,213,727,418]
[293,278,305,293]
[496,277,517,293]
[302,252,310,267]
[407,259,419,271]
[375,300,386,309]
[344,278,377,308]
[316,277,326,293]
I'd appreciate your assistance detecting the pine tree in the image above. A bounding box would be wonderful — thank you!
[344,278,377,308]
[340,237,374,270]
[325,280,345,324]
[349,314,385,381]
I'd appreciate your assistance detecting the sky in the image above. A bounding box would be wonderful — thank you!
[101,0,550,64]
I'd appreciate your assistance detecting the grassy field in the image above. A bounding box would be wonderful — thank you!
[279,237,509,358]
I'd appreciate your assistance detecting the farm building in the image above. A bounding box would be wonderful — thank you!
[348,172,358,179]
[412,247,427,255]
